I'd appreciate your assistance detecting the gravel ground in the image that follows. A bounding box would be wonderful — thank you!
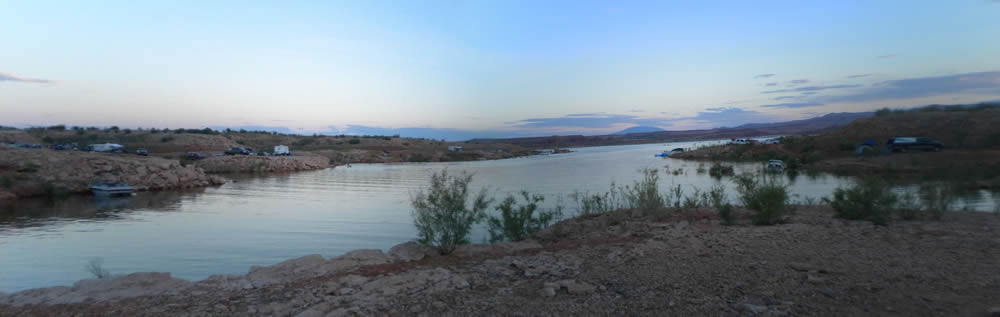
[2,206,998,316]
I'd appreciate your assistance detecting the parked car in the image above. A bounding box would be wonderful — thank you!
[136,149,148,156]
[225,147,252,155]
[887,137,942,152]
[186,152,206,160]
[761,138,781,145]
[729,139,751,145]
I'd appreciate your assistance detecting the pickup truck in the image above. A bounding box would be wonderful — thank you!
[887,137,942,152]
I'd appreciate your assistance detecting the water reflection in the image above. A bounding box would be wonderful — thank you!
[0,189,206,229]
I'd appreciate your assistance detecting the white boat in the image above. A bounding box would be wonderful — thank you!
[89,182,135,196]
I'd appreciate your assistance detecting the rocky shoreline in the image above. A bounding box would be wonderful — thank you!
[2,206,997,316]
[0,148,225,201]
[193,155,330,174]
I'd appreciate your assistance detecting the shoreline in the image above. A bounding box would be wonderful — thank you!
[0,146,565,203]
[2,206,998,315]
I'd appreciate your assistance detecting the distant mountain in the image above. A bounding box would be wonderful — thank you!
[613,126,665,135]
[468,111,874,148]
[731,112,873,130]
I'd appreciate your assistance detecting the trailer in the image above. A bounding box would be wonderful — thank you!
[274,145,290,156]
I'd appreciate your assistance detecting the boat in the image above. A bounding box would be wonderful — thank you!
[89,182,135,197]
[655,148,685,157]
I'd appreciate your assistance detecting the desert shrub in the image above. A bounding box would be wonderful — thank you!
[705,184,728,208]
[919,183,957,220]
[824,177,898,225]
[160,136,174,143]
[895,191,921,220]
[696,163,707,174]
[411,170,491,255]
[620,168,667,211]
[708,163,734,178]
[486,191,562,243]
[682,187,701,209]
[294,138,317,147]
[667,184,683,208]
[734,173,792,225]
[717,203,735,225]
[85,258,111,279]
[348,138,361,145]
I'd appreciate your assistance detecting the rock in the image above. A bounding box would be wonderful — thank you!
[806,274,826,284]
[541,287,556,297]
[248,254,327,287]
[432,301,447,310]
[388,241,433,262]
[0,272,192,306]
[744,303,767,314]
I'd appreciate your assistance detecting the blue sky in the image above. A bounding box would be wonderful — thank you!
[2,0,999,139]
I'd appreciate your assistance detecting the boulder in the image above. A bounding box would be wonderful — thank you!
[389,241,434,262]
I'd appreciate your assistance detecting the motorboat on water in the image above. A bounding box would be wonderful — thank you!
[655,148,685,157]
[89,182,135,197]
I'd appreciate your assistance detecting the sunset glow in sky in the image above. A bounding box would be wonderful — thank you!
[2,1,999,139]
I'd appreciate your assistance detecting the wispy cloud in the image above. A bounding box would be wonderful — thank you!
[677,107,777,128]
[823,71,1000,103]
[759,102,824,109]
[847,74,872,78]
[761,84,862,94]
[753,73,776,79]
[771,96,802,101]
[514,114,668,129]
[787,79,810,85]
[765,82,777,86]
[0,72,53,84]
[877,54,899,59]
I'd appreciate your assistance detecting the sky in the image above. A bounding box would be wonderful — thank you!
[2,0,999,140]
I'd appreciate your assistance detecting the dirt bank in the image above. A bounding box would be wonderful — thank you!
[193,155,330,173]
[2,206,997,316]
[0,147,225,201]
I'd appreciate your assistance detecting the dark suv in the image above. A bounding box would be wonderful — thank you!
[225,147,252,155]
[887,137,942,152]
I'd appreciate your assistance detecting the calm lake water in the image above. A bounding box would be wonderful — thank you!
[1,142,997,292]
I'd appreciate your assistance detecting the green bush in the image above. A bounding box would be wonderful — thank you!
[717,203,735,225]
[411,170,491,255]
[348,138,361,145]
[487,191,562,243]
[734,173,791,225]
[704,183,728,208]
[621,168,667,211]
[160,136,174,143]
[824,177,898,225]
[708,163,734,178]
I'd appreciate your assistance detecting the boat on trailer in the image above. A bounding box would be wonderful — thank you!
[89,182,135,197]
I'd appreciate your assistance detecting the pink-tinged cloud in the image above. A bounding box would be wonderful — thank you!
[0,72,53,84]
